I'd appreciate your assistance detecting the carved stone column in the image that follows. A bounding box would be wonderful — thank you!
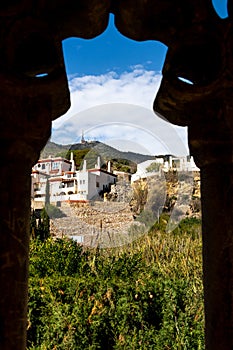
[114,1,233,348]
[1,0,233,349]
[0,101,52,350]
[153,22,233,350]
[0,1,110,348]
[187,98,233,349]
[0,17,70,350]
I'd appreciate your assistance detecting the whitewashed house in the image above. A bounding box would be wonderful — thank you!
[33,156,73,175]
[31,154,117,206]
[131,158,164,182]
[163,155,199,172]
[131,156,199,183]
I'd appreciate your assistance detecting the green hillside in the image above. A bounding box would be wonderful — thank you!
[41,140,156,165]
[40,140,156,173]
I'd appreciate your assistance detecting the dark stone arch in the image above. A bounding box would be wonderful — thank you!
[0,1,232,349]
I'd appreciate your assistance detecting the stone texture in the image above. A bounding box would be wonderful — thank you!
[51,201,141,248]
[0,1,232,348]
[51,173,201,247]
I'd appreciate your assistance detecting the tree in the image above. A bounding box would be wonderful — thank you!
[30,207,50,241]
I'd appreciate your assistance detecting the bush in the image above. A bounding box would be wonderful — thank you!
[45,203,66,219]
[30,208,50,241]
[27,218,204,349]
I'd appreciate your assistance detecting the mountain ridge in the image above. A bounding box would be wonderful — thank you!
[41,140,158,165]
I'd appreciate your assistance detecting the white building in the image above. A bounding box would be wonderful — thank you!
[131,159,164,182]
[31,155,117,206]
[163,155,199,172]
[33,156,73,175]
[131,156,199,183]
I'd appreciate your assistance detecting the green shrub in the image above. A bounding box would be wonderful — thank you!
[30,208,50,241]
[146,162,160,172]
[45,203,66,219]
[27,218,204,349]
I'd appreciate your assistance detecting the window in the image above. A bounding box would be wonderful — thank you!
[96,182,99,188]
[52,162,59,170]
[34,184,40,191]
[42,164,45,170]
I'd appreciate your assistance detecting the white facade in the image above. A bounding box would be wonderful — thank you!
[163,156,199,172]
[33,157,72,175]
[131,156,199,183]
[31,155,117,204]
[131,159,164,182]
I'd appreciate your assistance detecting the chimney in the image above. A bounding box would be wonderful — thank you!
[97,156,101,169]
[169,156,173,169]
[107,161,111,173]
[70,152,75,172]
[83,159,87,171]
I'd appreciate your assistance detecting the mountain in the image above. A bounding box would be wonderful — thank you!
[40,140,157,166]
[40,141,71,159]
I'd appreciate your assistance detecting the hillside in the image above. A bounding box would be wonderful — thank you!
[40,141,71,159]
[40,140,157,172]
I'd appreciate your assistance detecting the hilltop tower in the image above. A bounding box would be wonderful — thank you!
[81,130,86,144]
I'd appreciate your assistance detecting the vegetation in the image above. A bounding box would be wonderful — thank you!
[66,149,95,169]
[146,162,160,173]
[65,149,137,173]
[110,158,137,174]
[41,141,155,167]
[27,215,204,349]
[30,204,66,241]
[45,203,66,219]
[30,208,50,241]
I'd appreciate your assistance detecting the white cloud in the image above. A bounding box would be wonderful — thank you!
[52,67,189,156]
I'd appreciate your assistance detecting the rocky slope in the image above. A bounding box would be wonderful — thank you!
[50,170,201,247]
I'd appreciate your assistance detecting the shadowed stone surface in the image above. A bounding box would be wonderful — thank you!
[0,1,232,348]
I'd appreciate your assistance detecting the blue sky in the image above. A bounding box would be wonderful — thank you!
[62,1,227,77]
[62,17,167,77]
[52,1,227,156]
